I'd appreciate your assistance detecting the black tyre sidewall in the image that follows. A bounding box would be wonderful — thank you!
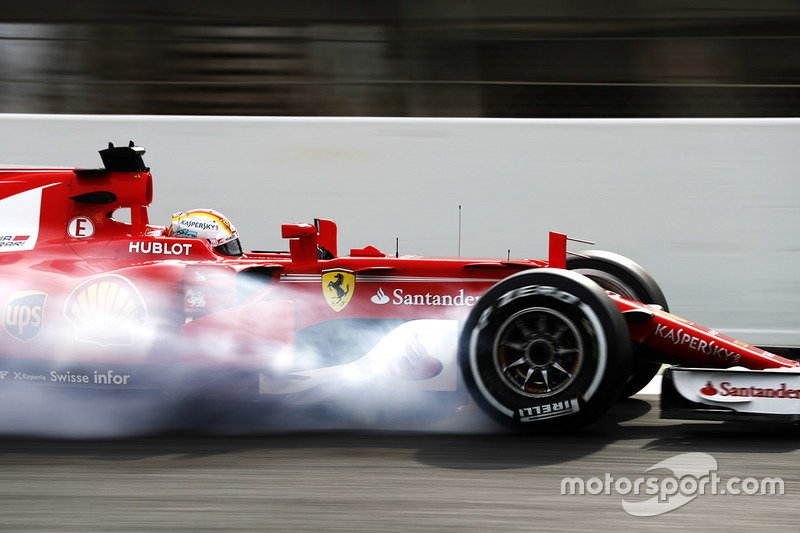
[459,270,630,432]
[566,250,668,311]
[567,251,668,397]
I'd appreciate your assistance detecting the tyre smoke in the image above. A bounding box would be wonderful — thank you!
[0,273,503,438]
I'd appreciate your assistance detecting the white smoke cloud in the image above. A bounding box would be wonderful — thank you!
[0,269,503,438]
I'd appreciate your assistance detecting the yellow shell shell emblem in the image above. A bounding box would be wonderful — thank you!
[322,270,355,312]
[64,275,147,345]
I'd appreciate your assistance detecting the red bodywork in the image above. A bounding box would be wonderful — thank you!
[1,145,796,398]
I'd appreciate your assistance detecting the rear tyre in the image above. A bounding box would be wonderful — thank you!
[567,251,668,397]
[459,269,631,433]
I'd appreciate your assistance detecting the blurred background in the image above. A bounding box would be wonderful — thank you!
[2,0,800,117]
[3,6,800,527]
[2,2,800,343]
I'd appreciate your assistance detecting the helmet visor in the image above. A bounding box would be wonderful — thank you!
[215,238,243,256]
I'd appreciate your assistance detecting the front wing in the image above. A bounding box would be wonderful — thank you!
[661,365,800,423]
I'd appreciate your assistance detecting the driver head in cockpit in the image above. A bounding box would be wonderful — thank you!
[166,208,243,256]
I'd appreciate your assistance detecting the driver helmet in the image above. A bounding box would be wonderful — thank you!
[167,208,243,256]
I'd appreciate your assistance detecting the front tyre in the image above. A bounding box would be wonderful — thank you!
[459,270,631,433]
[567,251,669,397]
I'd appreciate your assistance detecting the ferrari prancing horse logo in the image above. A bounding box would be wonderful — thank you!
[322,270,355,312]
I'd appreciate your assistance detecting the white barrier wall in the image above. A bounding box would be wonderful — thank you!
[2,114,799,344]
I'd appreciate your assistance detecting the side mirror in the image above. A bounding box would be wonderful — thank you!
[282,223,319,262]
[281,223,316,239]
[315,218,338,258]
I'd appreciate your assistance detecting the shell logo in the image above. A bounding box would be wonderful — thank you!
[63,275,148,346]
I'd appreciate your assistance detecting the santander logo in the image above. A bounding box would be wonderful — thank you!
[371,288,390,305]
[700,381,717,396]
[698,379,800,400]
[388,333,443,380]
[370,287,478,307]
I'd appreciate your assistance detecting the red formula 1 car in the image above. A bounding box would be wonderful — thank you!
[1,143,798,433]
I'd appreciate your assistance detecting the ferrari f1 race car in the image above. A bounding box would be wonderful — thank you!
[1,142,799,433]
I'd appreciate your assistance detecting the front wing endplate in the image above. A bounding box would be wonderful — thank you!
[661,366,800,423]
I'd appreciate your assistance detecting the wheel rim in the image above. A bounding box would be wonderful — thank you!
[493,307,583,398]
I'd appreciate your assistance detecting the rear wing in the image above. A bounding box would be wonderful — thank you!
[0,142,154,253]
[70,142,153,237]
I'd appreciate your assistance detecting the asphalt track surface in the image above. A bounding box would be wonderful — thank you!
[1,394,799,532]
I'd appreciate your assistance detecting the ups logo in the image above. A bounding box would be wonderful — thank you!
[3,290,47,342]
